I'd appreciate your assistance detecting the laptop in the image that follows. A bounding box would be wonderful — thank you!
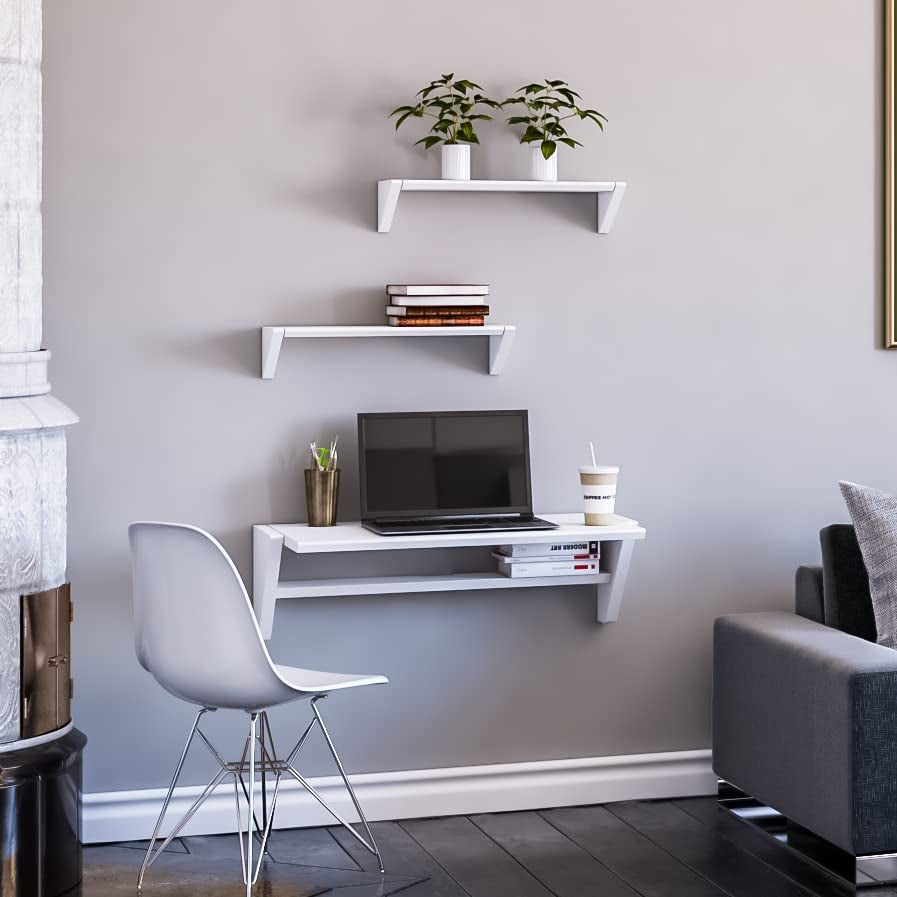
[357,410,558,536]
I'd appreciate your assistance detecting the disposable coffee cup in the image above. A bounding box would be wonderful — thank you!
[580,465,619,526]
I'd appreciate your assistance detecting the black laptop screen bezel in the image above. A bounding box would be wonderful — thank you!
[357,410,534,522]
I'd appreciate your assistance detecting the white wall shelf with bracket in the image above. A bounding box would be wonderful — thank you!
[377,179,627,233]
[253,514,646,638]
[261,324,516,379]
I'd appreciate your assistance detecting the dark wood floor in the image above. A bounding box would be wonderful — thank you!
[78,797,891,896]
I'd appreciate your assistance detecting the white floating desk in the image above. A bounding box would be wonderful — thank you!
[252,513,645,638]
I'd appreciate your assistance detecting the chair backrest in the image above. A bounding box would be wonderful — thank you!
[129,521,283,709]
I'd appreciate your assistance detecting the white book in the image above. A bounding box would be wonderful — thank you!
[387,304,489,316]
[492,552,599,564]
[388,295,489,308]
[386,284,490,297]
[496,557,601,578]
[497,540,601,559]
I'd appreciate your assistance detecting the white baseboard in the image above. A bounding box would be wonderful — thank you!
[83,748,715,845]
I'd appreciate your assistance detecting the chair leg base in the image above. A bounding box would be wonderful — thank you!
[718,781,897,888]
[138,703,384,892]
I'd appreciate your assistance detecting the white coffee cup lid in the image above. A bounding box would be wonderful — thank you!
[580,465,619,474]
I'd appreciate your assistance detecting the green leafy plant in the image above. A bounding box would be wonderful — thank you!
[502,79,607,159]
[390,73,499,149]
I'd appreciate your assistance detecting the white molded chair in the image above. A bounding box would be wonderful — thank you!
[129,521,387,893]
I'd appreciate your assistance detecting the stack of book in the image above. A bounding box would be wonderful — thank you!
[495,539,601,578]
[386,284,490,327]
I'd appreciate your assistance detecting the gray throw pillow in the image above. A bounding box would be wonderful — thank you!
[840,481,897,649]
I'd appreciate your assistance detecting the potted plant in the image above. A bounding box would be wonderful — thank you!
[502,79,607,181]
[390,74,499,180]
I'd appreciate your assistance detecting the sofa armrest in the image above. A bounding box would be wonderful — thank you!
[713,612,897,855]
[795,565,824,623]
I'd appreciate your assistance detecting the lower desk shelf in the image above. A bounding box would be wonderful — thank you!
[252,514,646,637]
[276,570,612,600]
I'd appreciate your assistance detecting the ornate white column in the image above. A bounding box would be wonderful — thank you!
[0,0,77,748]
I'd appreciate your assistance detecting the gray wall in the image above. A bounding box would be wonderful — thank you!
[42,0,888,793]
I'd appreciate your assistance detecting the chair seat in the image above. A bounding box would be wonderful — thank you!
[274,664,388,694]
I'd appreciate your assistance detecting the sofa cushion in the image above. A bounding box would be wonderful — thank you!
[820,525,875,642]
[839,481,897,649]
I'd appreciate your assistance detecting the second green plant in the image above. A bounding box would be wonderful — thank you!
[503,79,607,180]
[502,79,607,160]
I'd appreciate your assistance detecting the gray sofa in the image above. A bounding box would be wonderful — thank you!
[713,525,897,860]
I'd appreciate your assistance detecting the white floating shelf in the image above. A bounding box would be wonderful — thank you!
[261,324,516,379]
[377,179,627,233]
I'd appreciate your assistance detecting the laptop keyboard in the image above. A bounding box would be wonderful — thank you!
[369,517,558,535]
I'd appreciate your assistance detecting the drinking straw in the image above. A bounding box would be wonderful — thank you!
[590,441,597,468]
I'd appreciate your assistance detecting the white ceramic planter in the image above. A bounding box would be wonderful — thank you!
[441,144,470,180]
[530,147,558,181]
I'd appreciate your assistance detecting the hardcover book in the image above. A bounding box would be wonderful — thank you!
[387,305,490,316]
[386,284,489,296]
[388,295,488,308]
[496,557,601,578]
[388,316,485,326]
[497,540,601,559]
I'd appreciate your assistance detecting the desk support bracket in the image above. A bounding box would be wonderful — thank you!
[253,526,284,639]
[596,539,635,623]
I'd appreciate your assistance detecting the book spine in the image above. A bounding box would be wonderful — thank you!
[387,305,490,317]
[498,541,601,558]
[388,316,485,327]
[497,559,601,578]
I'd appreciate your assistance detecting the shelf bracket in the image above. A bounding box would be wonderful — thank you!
[596,539,635,623]
[378,180,402,233]
[253,525,285,639]
[489,326,516,375]
[597,182,627,234]
[261,327,286,379]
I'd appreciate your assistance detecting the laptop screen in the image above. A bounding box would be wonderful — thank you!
[358,411,533,520]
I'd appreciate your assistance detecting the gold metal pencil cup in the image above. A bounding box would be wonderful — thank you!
[305,469,340,526]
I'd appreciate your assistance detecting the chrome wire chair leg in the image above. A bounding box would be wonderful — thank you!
[249,721,285,884]
[234,713,273,894]
[284,765,379,857]
[150,766,229,860]
[260,711,268,832]
[235,714,280,862]
[138,707,213,891]
[311,697,384,873]
[247,712,257,896]
[261,712,278,839]
[233,731,252,885]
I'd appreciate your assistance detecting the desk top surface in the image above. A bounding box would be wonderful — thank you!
[260,513,645,555]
